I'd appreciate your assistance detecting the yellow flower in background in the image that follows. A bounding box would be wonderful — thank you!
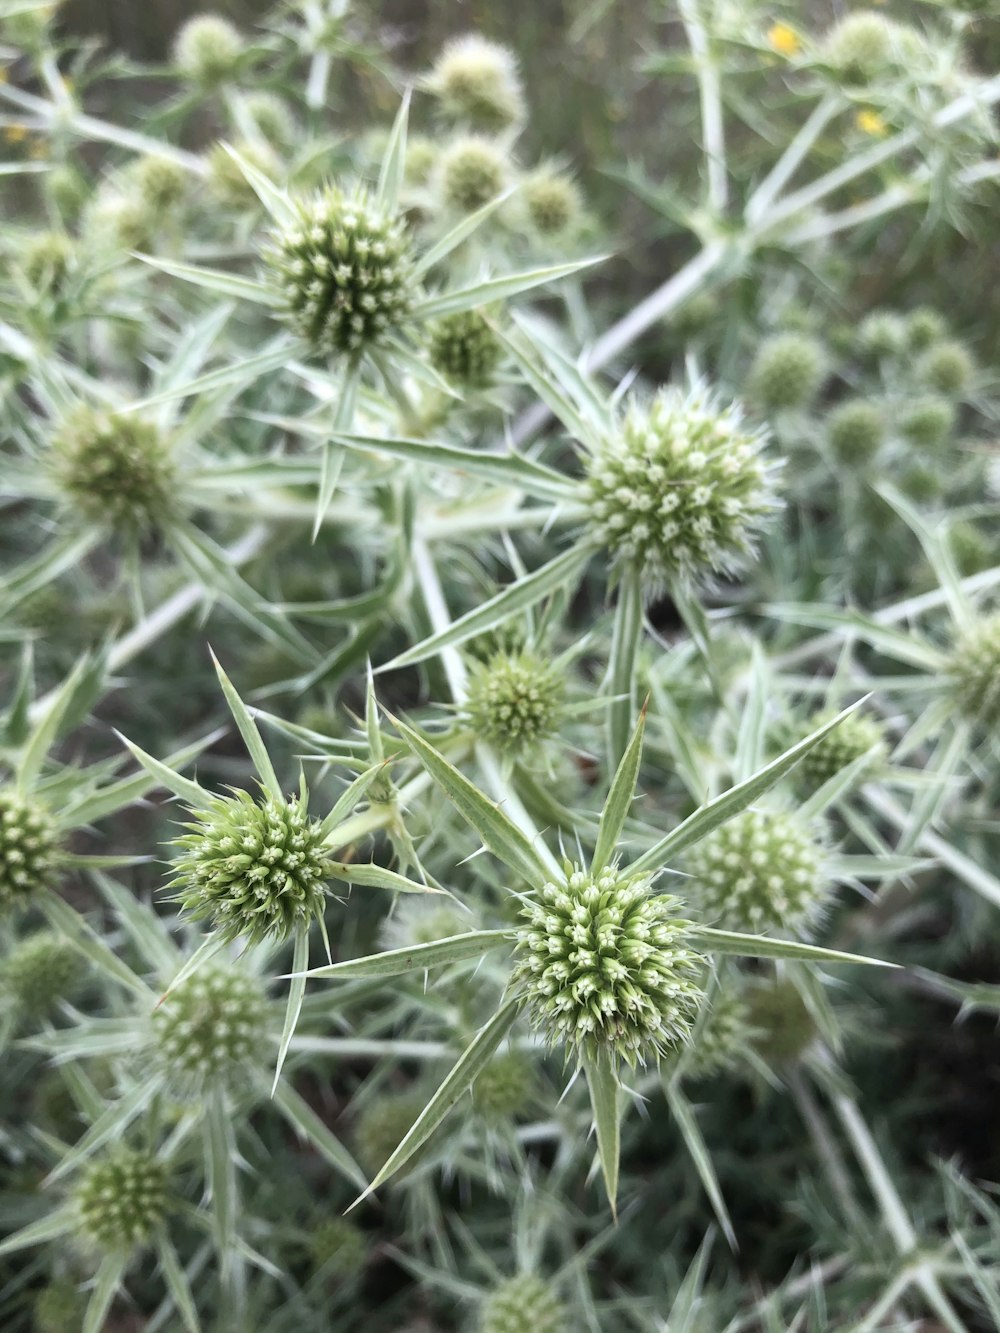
[767,23,801,57]
[855,108,888,137]
[4,124,28,144]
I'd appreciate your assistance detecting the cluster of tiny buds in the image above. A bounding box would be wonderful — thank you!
[265,187,416,356]
[472,1050,534,1121]
[427,35,526,133]
[151,965,269,1091]
[2,930,83,1017]
[512,864,704,1066]
[685,809,825,935]
[479,1274,567,1333]
[464,649,565,753]
[74,1149,169,1252]
[585,386,779,591]
[168,789,333,945]
[796,709,886,789]
[948,613,1000,728]
[427,309,502,389]
[0,790,59,910]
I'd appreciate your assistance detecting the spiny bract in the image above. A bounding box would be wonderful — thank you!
[74,1149,169,1252]
[512,864,704,1066]
[0,790,59,910]
[685,809,825,934]
[584,386,778,590]
[479,1274,567,1333]
[169,789,333,944]
[427,309,501,388]
[265,186,416,356]
[50,406,176,535]
[464,649,565,752]
[151,965,269,1090]
[947,613,1000,728]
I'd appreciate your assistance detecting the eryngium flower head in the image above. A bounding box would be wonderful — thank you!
[75,1149,169,1252]
[745,977,817,1064]
[947,613,1000,727]
[169,790,333,944]
[208,138,281,208]
[472,1051,534,1120]
[796,709,885,788]
[354,1092,425,1177]
[152,965,268,1090]
[906,307,946,352]
[427,309,501,388]
[3,931,83,1016]
[824,12,897,82]
[34,1279,83,1333]
[438,135,507,213]
[857,310,906,362]
[0,791,59,910]
[827,399,884,464]
[265,186,416,356]
[465,649,565,752]
[749,333,826,411]
[173,13,244,85]
[480,1275,567,1333]
[21,231,75,295]
[685,809,825,934]
[428,35,525,132]
[917,340,974,396]
[900,396,955,449]
[523,170,581,237]
[309,1216,369,1277]
[128,155,188,212]
[512,865,704,1066]
[585,386,778,591]
[51,406,176,535]
[682,987,751,1080]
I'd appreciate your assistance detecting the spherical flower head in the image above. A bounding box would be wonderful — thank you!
[824,12,897,83]
[427,309,501,389]
[3,931,83,1016]
[82,186,156,253]
[465,649,565,753]
[749,333,826,411]
[380,896,470,950]
[438,136,507,213]
[480,1275,567,1333]
[828,399,884,464]
[152,965,269,1091]
[857,310,906,362]
[512,864,704,1067]
[917,341,974,397]
[244,92,295,146]
[208,138,281,209]
[950,521,994,577]
[0,790,59,910]
[168,789,333,945]
[128,155,188,213]
[75,1149,169,1252]
[900,396,955,449]
[682,987,751,1081]
[265,186,416,357]
[523,170,581,238]
[585,386,779,592]
[173,13,244,86]
[686,809,825,935]
[947,613,1000,728]
[354,1092,425,1177]
[745,978,817,1064]
[51,406,176,536]
[796,710,885,789]
[472,1051,534,1121]
[900,462,942,504]
[34,1279,83,1333]
[309,1216,368,1277]
[428,35,525,132]
[906,308,947,353]
[404,134,437,185]
[21,231,75,295]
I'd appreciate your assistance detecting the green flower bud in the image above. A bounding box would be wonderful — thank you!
[309,1216,368,1277]
[828,399,884,464]
[404,134,437,185]
[152,965,269,1092]
[749,333,826,411]
[899,462,942,503]
[512,864,704,1066]
[947,613,1000,727]
[354,1092,425,1177]
[243,92,295,145]
[824,12,897,82]
[585,386,779,591]
[208,138,281,208]
[74,1149,169,1252]
[950,521,994,577]
[51,406,177,535]
[899,396,955,449]
[905,307,947,352]
[128,154,188,212]
[82,186,157,253]
[0,790,59,910]
[480,1275,567,1333]
[34,1279,83,1333]
[265,186,416,356]
[439,135,507,213]
[917,341,974,396]
[20,231,75,295]
[168,789,333,945]
[428,35,525,132]
[796,710,885,789]
[427,309,502,388]
[472,1051,534,1120]
[682,987,751,1080]
[46,165,89,220]
[745,978,817,1064]
[2,931,83,1016]
[857,310,906,362]
[685,809,825,934]
[465,649,565,753]
[523,169,581,237]
[173,13,244,86]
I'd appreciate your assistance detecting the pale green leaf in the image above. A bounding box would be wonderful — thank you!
[583,1047,621,1214]
[294,929,511,981]
[593,703,647,876]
